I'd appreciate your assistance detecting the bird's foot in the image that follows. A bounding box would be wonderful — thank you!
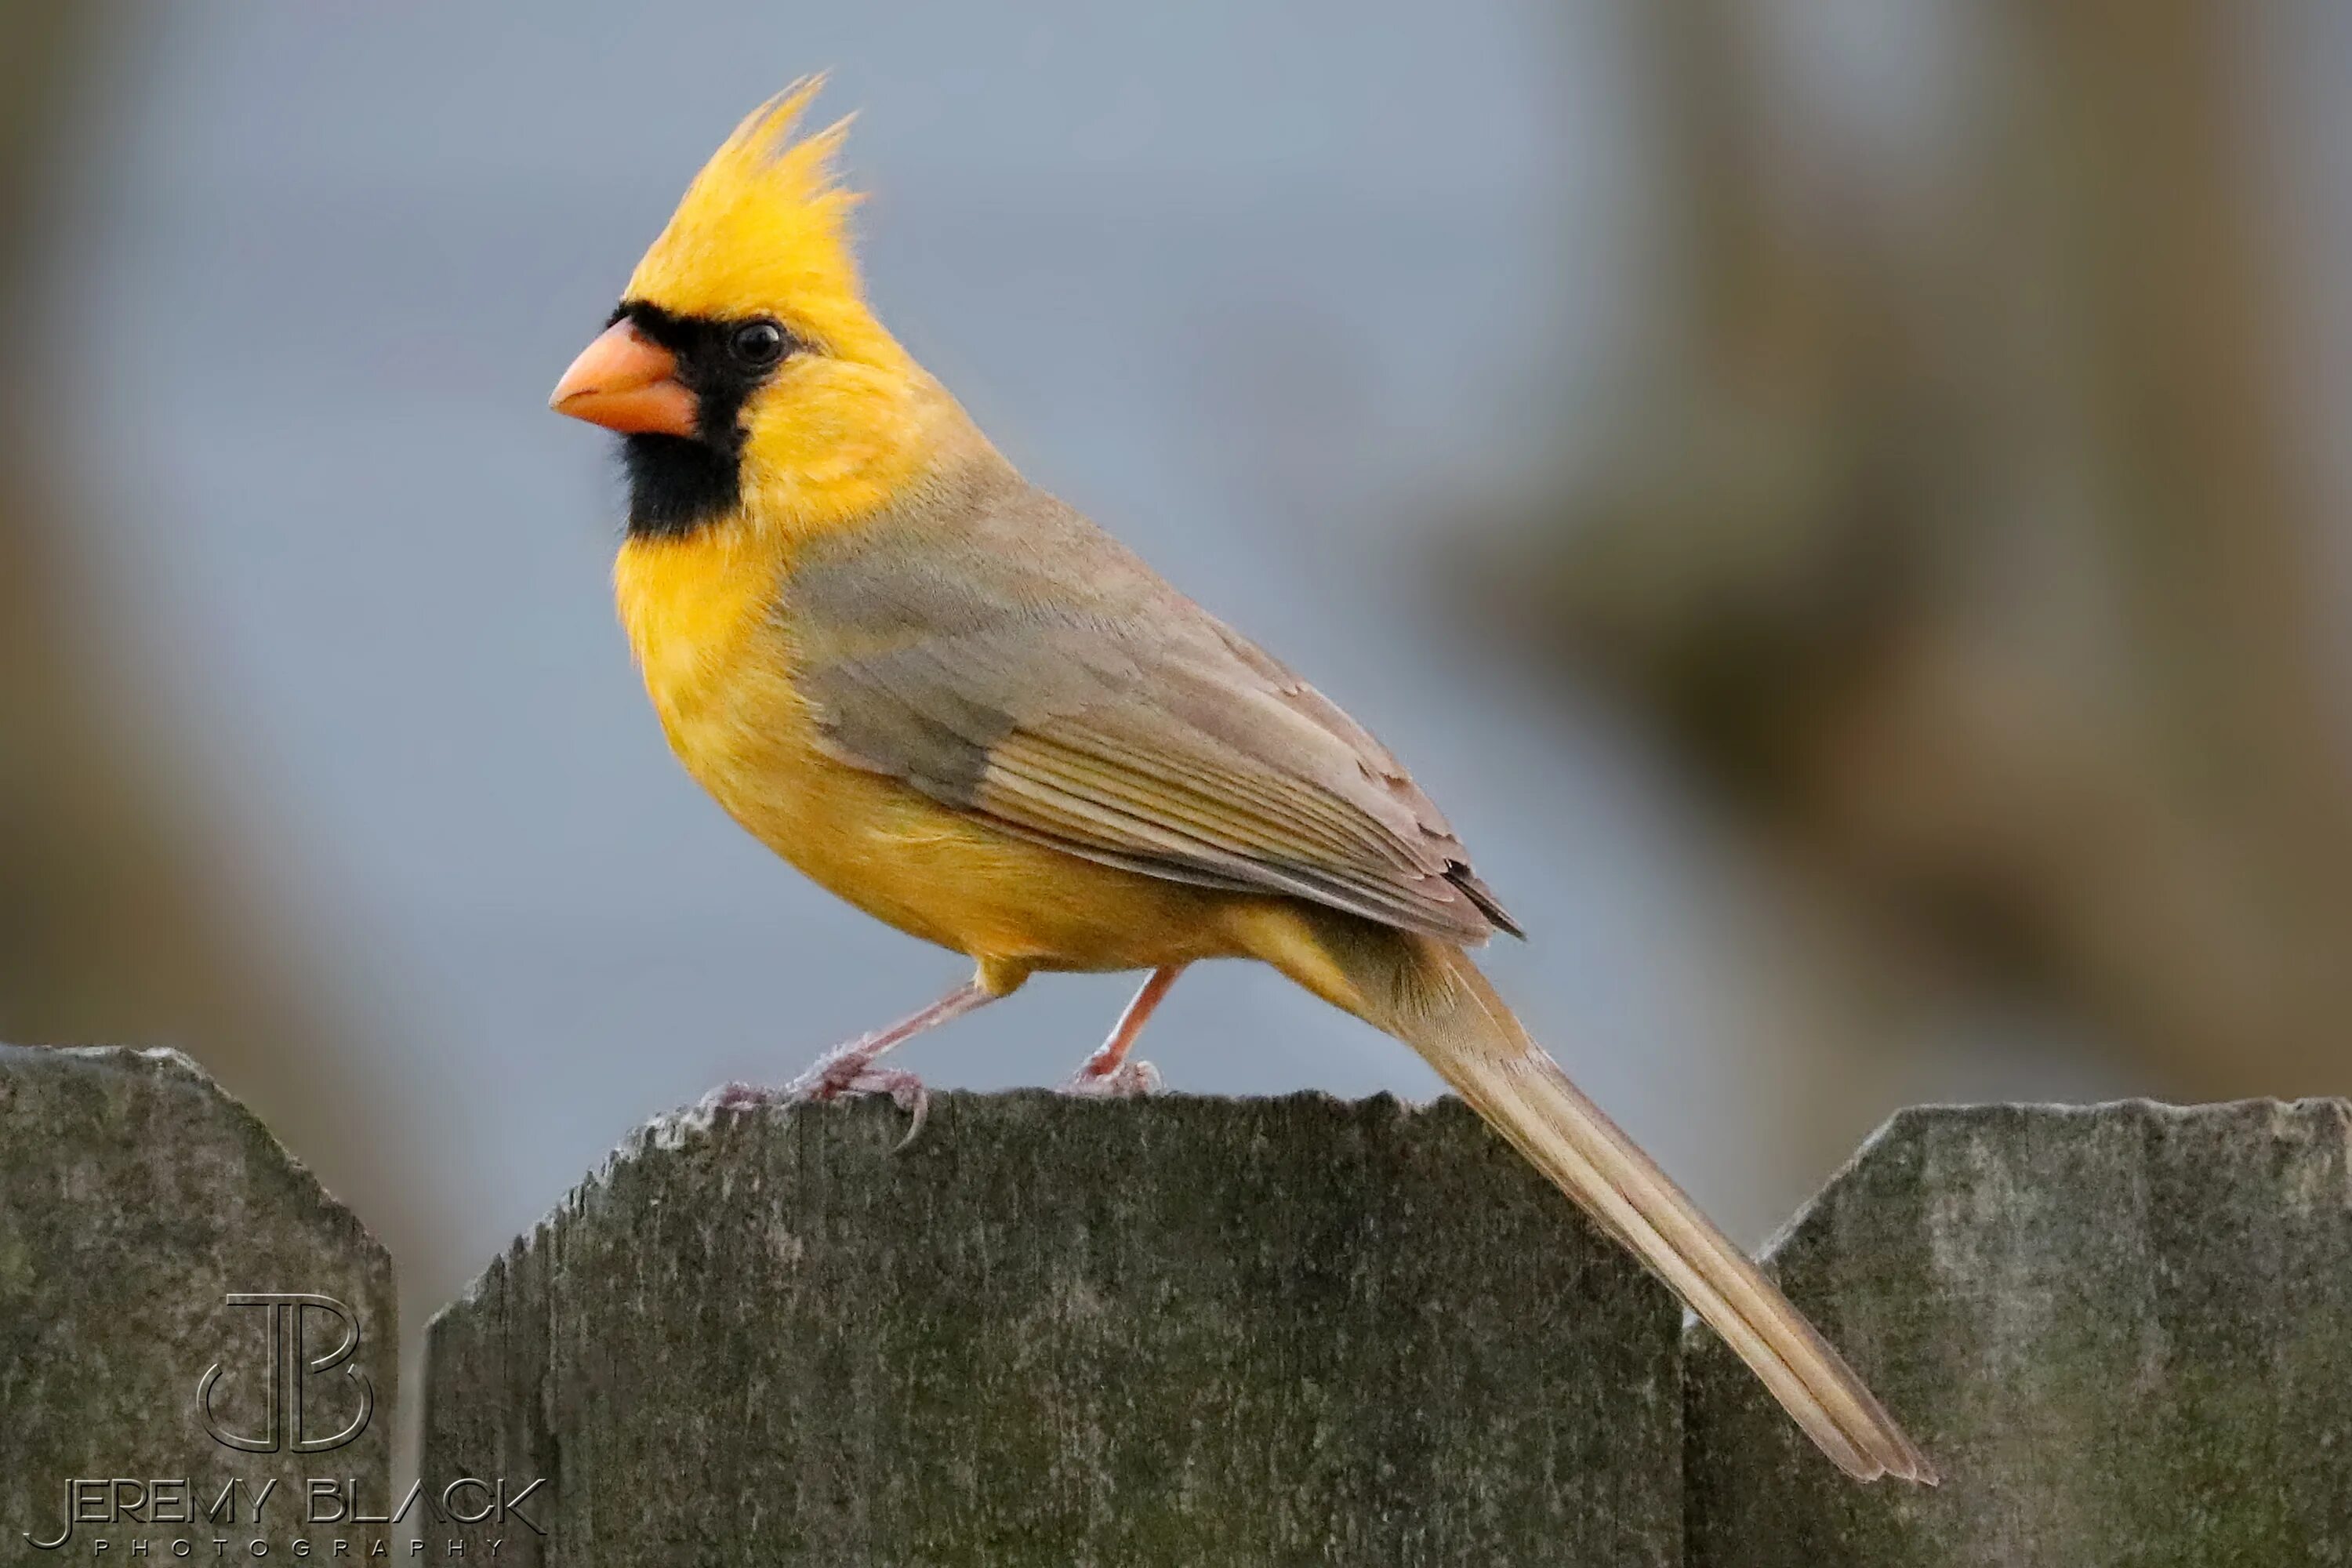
[1058,1056,1165,1099]
[697,1040,931,1145]
[699,1079,785,1112]
[781,1040,932,1146]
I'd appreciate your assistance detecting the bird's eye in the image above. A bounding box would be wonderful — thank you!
[730,320,789,368]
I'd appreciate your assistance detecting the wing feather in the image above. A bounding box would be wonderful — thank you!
[780,463,1519,943]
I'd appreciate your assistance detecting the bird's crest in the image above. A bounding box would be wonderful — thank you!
[625,78,880,355]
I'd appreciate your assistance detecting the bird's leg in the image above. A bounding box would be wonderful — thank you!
[705,978,999,1141]
[1061,964,1185,1098]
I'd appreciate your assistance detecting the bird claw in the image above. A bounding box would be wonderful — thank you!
[699,1079,783,1112]
[780,1042,931,1150]
[1059,1057,1164,1099]
[699,1040,931,1147]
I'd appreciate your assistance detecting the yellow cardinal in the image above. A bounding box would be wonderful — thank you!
[550,82,1933,1485]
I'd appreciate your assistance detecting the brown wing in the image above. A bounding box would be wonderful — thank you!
[778,461,1519,944]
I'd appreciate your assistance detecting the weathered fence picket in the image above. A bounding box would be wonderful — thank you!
[0,1046,396,1559]
[422,1093,1687,1565]
[1685,1099,2352,1566]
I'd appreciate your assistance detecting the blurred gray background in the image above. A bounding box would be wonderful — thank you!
[6,0,2349,1406]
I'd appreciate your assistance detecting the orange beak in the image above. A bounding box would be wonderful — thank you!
[549,319,699,437]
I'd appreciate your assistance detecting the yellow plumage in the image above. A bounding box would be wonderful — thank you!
[608,82,1302,990]
[625,82,870,355]
[561,84,1935,1484]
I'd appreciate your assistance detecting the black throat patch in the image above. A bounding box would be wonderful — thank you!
[611,301,795,539]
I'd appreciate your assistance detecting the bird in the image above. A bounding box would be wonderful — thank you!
[547,80,1936,1486]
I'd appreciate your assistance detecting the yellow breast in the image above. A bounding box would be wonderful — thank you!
[613,529,1239,975]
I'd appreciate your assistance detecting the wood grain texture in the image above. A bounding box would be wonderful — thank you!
[0,1045,396,1552]
[422,1091,1682,1565]
[1684,1099,2352,1566]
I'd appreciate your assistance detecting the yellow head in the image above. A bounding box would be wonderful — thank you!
[624,80,878,363]
[550,80,964,541]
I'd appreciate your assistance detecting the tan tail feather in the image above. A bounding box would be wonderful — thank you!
[1357,937,1936,1485]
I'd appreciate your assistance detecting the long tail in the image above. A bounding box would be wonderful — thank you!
[1273,913,1936,1484]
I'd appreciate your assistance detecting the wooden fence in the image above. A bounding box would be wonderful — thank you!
[5,1044,2347,1563]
